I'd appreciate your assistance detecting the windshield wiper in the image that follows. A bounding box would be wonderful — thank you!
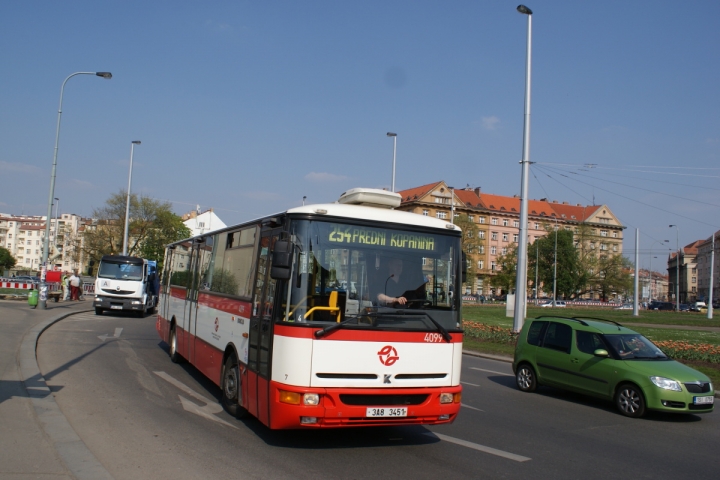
[392,309,453,343]
[314,317,362,338]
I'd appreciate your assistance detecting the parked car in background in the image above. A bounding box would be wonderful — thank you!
[540,300,566,308]
[679,304,690,312]
[614,303,634,310]
[10,276,38,283]
[648,301,674,311]
[513,316,715,418]
[690,302,706,312]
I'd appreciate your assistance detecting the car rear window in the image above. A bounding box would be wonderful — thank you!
[542,322,572,353]
[526,321,548,346]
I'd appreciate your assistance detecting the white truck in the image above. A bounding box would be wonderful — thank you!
[93,255,159,317]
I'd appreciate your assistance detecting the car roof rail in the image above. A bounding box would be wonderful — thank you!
[534,316,588,326]
[572,316,624,329]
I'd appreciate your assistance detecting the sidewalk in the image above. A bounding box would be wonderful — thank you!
[0,299,111,480]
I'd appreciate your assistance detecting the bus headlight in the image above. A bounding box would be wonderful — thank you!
[303,393,320,405]
[440,393,454,404]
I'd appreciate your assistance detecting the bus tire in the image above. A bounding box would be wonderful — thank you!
[169,326,184,363]
[222,354,248,418]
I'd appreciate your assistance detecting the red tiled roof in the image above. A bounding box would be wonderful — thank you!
[397,182,442,202]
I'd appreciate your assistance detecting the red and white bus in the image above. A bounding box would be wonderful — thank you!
[157,188,465,429]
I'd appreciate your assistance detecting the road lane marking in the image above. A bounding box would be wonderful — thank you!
[98,327,123,342]
[154,371,237,429]
[461,403,484,412]
[470,367,513,377]
[461,381,480,386]
[425,433,531,462]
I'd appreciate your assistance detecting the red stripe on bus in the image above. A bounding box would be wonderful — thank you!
[274,324,463,343]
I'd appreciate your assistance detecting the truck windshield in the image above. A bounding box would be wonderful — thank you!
[278,219,462,332]
[98,261,144,281]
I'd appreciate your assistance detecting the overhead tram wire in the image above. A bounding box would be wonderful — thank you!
[536,164,720,210]
[531,165,593,204]
[531,164,719,230]
[534,162,720,179]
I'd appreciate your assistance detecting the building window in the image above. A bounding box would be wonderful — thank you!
[502,233,509,242]
[600,243,607,251]
[513,220,519,227]
[692,286,697,293]
[692,267,697,274]
[479,246,484,254]
[479,217,486,224]
[491,261,496,271]
[491,232,498,241]
[600,230,608,237]
[502,247,507,255]
[591,243,595,249]
[479,231,485,239]
[491,246,497,255]
[502,219,509,226]
[513,234,518,242]
[612,231,618,238]
[468,215,474,222]
[534,223,540,229]
[692,277,696,283]
[612,244,618,252]
[491,218,498,225]
[26,249,30,254]
[422,209,429,216]
[477,260,484,270]
[436,211,447,219]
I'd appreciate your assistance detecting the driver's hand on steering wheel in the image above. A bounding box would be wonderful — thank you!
[394,296,407,305]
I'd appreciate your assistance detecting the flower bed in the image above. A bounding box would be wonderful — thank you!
[463,321,518,344]
[653,341,720,364]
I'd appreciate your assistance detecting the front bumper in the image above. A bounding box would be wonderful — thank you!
[645,387,715,414]
[94,295,144,312]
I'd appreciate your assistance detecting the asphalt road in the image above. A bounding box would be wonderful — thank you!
[37,311,719,479]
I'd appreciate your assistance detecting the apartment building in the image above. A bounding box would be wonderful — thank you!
[396,181,625,297]
[694,231,719,303]
[0,213,91,275]
[667,240,703,304]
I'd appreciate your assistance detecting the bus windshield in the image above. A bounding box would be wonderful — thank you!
[98,261,144,281]
[279,219,462,332]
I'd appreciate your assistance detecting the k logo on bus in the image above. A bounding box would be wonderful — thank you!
[377,345,399,366]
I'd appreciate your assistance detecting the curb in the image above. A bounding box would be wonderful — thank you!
[19,307,114,480]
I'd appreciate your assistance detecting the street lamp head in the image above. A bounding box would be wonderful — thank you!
[386,132,397,137]
[517,5,533,15]
[95,72,112,79]
[54,197,59,201]
[131,140,141,145]
[669,225,675,228]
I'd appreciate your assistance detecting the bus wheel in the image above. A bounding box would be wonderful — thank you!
[222,355,248,418]
[169,327,183,363]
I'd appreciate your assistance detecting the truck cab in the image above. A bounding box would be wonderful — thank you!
[93,255,158,317]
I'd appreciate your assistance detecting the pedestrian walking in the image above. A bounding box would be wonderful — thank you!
[69,271,81,301]
[62,271,70,301]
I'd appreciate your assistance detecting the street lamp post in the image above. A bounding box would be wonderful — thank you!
[302,196,306,206]
[709,232,715,320]
[53,197,60,256]
[39,71,112,310]
[122,141,142,256]
[387,132,397,192]
[535,240,539,305]
[513,4,533,332]
[553,218,558,307]
[669,225,680,311]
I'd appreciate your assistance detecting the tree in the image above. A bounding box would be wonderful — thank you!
[454,214,483,292]
[490,243,518,293]
[82,191,191,274]
[593,254,633,301]
[0,246,17,273]
[529,227,588,299]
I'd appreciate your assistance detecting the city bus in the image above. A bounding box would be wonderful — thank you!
[157,188,465,429]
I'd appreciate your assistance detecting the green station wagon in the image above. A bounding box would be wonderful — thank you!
[513,316,715,417]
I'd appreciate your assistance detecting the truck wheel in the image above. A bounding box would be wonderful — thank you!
[221,354,248,418]
[95,307,103,316]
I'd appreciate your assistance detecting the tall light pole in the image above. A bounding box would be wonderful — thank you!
[535,240,539,305]
[669,225,680,311]
[553,218,558,307]
[513,4,533,332]
[53,197,60,256]
[387,132,397,192]
[302,196,307,206]
[39,71,112,310]
[123,141,141,256]
[708,232,715,320]
[649,256,657,301]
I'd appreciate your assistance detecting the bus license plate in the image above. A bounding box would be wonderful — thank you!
[694,396,714,405]
[366,407,407,417]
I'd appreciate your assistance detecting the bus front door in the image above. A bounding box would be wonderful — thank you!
[247,230,279,426]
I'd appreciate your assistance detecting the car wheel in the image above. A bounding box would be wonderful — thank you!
[95,307,103,316]
[516,363,537,392]
[222,354,248,418]
[615,383,646,418]
[169,327,183,363]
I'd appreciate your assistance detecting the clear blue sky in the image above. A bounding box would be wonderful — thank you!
[1,1,718,266]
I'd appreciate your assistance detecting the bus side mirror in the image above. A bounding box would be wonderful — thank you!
[271,240,292,280]
[461,251,467,284]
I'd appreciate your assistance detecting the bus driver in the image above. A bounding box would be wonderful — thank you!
[376,258,426,306]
